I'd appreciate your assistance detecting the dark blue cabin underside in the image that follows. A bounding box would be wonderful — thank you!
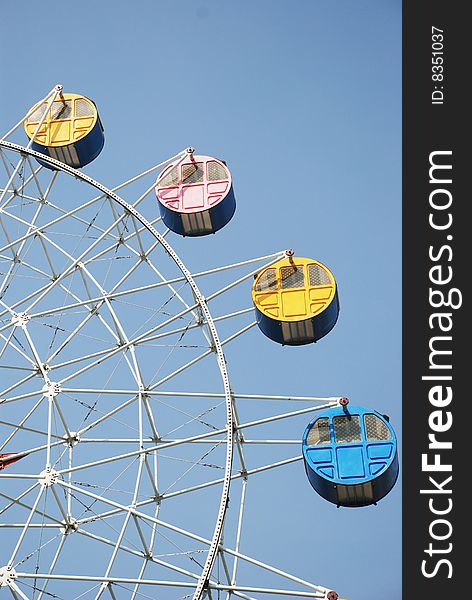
[157,185,236,237]
[255,292,340,345]
[31,118,105,170]
[304,452,399,507]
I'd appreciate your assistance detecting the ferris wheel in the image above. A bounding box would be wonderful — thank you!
[0,85,397,600]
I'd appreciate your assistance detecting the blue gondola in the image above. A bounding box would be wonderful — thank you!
[302,402,398,507]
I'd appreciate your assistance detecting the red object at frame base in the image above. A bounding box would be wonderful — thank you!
[0,453,25,470]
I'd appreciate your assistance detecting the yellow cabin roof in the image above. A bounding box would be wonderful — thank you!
[24,93,98,148]
[252,257,337,322]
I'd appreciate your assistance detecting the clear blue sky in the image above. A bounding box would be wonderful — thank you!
[1,2,401,599]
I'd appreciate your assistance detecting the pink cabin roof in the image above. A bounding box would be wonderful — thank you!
[155,155,232,214]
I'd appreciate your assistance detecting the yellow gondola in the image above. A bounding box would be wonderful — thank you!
[252,254,339,345]
[24,92,104,169]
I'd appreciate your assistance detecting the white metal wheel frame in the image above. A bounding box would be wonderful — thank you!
[0,92,342,600]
